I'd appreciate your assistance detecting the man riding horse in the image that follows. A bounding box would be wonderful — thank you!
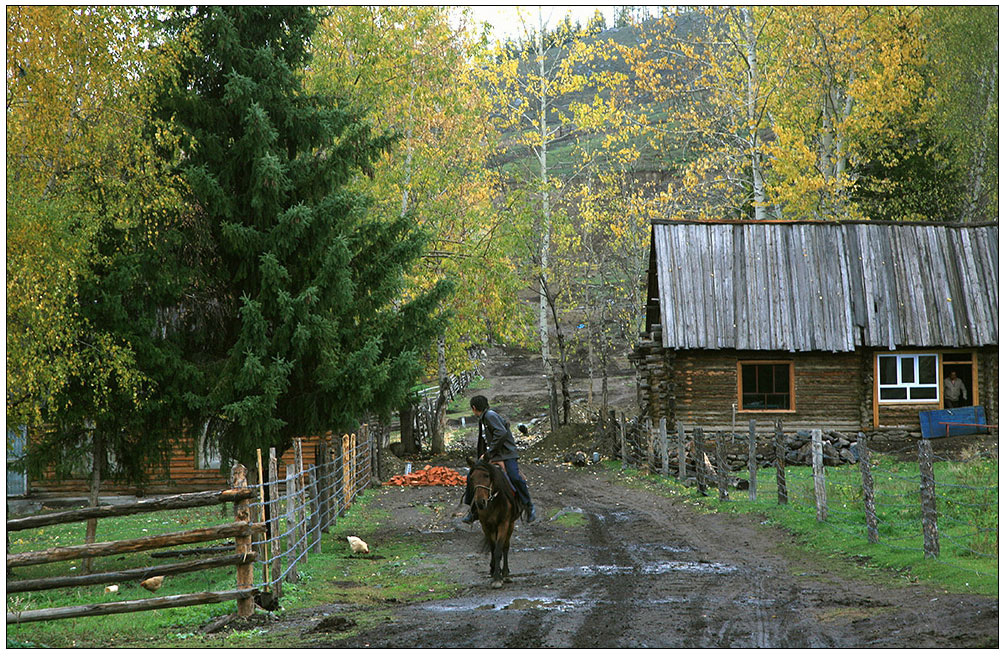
[460,395,537,524]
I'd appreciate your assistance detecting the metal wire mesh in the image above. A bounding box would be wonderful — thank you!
[243,433,374,591]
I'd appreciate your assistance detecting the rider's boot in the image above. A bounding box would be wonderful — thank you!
[461,506,478,524]
[524,503,537,523]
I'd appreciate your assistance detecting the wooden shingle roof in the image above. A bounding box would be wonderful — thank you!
[646,220,998,352]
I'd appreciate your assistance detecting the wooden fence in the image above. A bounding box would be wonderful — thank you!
[617,415,998,568]
[7,427,376,624]
[6,466,262,624]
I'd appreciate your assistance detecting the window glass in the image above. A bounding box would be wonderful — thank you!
[879,356,898,385]
[910,387,938,400]
[900,357,915,383]
[880,387,908,400]
[918,356,937,384]
[740,363,792,410]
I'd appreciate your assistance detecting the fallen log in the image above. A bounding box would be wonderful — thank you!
[7,554,255,593]
[7,522,265,568]
[7,489,254,532]
[6,589,256,624]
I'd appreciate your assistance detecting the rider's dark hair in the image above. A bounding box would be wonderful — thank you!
[470,395,489,412]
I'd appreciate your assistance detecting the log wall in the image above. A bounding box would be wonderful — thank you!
[27,434,331,498]
[631,344,999,440]
[673,349,863,433]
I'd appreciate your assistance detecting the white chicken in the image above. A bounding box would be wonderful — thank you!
[347,536,369,555]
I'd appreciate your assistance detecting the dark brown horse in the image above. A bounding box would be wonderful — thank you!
[467,457,523,588]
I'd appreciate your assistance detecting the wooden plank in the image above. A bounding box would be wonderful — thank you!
[732,224,747,350]
[835,227,855,352]
[7,589,256,624]
[8,489,254,532]
[7,554,252,593]
[8,522,264,569]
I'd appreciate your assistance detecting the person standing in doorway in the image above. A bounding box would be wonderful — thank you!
[944,370,968,408]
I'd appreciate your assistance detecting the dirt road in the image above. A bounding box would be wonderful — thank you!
[289,460,996,648]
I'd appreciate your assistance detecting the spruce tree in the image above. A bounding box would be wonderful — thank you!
[155,6,448,464]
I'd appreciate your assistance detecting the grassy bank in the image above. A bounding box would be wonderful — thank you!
[603,455,998,597]
[7,489,456,648]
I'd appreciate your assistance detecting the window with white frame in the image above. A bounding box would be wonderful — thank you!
[877,353,939,402]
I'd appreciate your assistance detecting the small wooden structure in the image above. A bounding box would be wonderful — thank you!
[19,433,333,500]
[631,220,999,442]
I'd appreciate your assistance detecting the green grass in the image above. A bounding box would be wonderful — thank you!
[6,490,459,648]
[602,455,998,597]
[552,509,588,527]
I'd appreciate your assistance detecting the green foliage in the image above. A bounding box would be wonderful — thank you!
[152,6,449,464]
[7,6,194,484]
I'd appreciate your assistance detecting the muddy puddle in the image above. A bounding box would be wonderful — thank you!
[554,560,738,577]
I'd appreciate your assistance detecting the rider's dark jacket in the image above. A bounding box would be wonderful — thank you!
[477,409,520,461]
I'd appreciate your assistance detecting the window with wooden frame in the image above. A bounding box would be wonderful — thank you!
[876,353,939,403]
[738,361,794,411]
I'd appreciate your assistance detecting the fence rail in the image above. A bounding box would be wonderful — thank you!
[617,415,997,579]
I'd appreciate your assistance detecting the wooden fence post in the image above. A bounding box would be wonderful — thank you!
[284,464,299,583]
[677,422,686,480]
[715,433,728,501]
[918,439,940,558]
[775,418,787,505]
[308,470,322,555]
[659,418,669,476]
[747,420,757,502]
[620,413,627,470]
[811,429,827,521]
[693,426,707,496]
[857,432,879,544]
[643,417,653,474]
[268,448,281,598]
[256,449,268,582]
[231,464,254,618]
[341,433,351,514]
[350,432,358,500]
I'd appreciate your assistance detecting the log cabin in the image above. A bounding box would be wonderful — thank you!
[630,220,998,443]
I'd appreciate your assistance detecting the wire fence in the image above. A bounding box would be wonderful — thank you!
[242,429,374,602]
[619,416,998,581]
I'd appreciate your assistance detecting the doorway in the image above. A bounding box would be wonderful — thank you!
[941,353,974,409]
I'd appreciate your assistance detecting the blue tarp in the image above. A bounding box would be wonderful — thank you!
[918,406,988,439]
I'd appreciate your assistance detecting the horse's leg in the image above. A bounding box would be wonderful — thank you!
[489,534,503,588]
[490,513,509,589]
[502,509,515,583]
[481,522,495,578]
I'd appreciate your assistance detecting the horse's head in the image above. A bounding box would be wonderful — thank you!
[468,460,495,512]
